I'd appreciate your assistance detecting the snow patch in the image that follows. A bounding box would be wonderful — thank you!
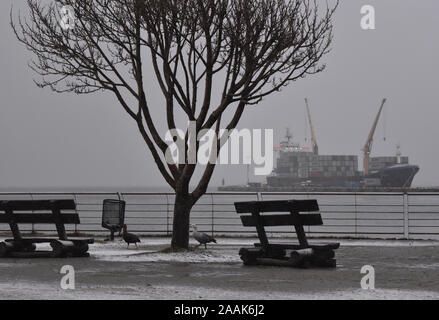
[94,249,240,263]
[3,281,439,300]
[154,286,439,300]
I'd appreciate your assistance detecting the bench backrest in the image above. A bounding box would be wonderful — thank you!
[0,199,78,241]
[235,200,322,227]
[235,200,319,214]
[0,200,79,224]
[235,200,322,248]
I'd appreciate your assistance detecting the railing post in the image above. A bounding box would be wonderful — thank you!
[73,193,78,234]
[403,193,409,239]
[211,194,215,237]
[30,193,35,234]
[307,192,311,234]
[119,192,125,234]
[166,194,170,237]
[354,193,358,237]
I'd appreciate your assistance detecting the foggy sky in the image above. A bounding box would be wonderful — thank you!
[1,0,438,191]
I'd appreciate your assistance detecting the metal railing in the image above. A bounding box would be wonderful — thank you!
[0,192,439,240]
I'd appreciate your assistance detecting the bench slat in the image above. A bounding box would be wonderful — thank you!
[240,214,323,227]
[5,237,94,244]
[0,200,76,211]
[235,200,319,214]
[254,243,340,250]
[0,213,80,224]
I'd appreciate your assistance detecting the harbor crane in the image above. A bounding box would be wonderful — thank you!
[305,98,319,155]
[362,98,387,176]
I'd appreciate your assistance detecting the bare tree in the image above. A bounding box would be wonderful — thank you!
[12,0,337,249]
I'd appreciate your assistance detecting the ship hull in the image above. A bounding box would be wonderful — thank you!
[367,165,420,188]
[267,164,420,189]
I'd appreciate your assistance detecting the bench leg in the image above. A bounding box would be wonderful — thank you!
[0,242,14,257]
[294,224,309,248]
[239,248,263,266]
[290,249,337,269]
[51,240,90,258]
[0,241,37,258]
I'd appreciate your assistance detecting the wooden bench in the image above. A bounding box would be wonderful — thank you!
[0,200,94,258]
[235,200,340,268]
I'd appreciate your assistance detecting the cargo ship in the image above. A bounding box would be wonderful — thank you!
[219,99,420,191]
[266,136,419,189]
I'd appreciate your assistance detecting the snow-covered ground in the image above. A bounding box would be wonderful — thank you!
[1,237,439,300]
[2,281,439,300]
[88,238,439,263]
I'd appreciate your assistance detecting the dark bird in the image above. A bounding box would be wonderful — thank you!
[191,224,217,249]
[122,224,141,250]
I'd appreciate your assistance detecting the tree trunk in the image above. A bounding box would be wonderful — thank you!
[171,192,194,250]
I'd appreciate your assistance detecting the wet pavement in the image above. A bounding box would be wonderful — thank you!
[1,238,439,299]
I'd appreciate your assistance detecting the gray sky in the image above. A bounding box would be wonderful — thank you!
[1,0,438,190]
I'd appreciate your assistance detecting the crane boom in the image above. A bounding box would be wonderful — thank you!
[363,98,387,176]
[305,98,319,155]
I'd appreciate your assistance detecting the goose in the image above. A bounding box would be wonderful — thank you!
[190,224,217,249]
[122,224,141,250]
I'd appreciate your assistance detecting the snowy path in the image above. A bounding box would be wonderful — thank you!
[1,238,439,300]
